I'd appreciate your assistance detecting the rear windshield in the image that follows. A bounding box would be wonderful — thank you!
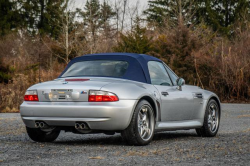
[61,60,129,77]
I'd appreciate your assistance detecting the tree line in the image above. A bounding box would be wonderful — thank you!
[0,0,250,112]
[2,1,249,37]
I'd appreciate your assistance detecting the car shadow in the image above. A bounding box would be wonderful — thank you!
[55,134,125,146]
[54,130,199,146]
[153,131,199,141]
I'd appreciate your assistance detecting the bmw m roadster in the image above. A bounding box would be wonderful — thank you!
[20,53,221,145]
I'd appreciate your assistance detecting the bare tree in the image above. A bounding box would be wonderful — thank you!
[121,0,127,32]
[114,0,122,41]
[127,0,139,31]
[41,0,78,64]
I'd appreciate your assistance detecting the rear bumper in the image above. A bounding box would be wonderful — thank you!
[20,100,137,130]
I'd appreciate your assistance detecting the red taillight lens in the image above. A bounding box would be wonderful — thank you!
[88,90,119,102]
[24,90,39,101]
[24,95,39,101]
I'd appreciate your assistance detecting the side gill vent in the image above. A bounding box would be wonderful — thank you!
[194,93,203,99]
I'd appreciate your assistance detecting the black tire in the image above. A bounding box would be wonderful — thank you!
[121,100,155,146]
[196,99,220,137]
[26,127,60,142]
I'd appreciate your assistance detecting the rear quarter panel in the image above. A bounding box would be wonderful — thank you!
[101,80,161,121]
[101,80,155,100]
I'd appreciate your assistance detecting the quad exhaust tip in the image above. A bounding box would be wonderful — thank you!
[35,122,40,128]
[75,122,87,130]
[35,121,48,129]
[39,122,45,128]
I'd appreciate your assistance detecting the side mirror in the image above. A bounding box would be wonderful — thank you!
[176,78,185,90]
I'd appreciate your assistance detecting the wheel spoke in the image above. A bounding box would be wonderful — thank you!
[139,112,143,119]
[147,128,151,135]
[208,115,212,124]
[142,114,147,121]
[137,105,154,141]
[208,108,213,116]
[142,107,147,113]
[140,126,144,136]
[145,121,149,128]
[212,121,216,131]
[212,109,216,117]
[142,128,147,138]
[210,121,214,131]
[138,121,141,128]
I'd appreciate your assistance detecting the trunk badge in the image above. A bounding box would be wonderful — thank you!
[81,91,87,94]
[62,81,68,84]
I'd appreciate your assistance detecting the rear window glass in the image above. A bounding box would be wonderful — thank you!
[61,60,129,77]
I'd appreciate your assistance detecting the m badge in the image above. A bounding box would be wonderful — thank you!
[81,91,87,94]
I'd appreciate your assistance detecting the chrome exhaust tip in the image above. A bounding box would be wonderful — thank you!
[75,123,80,130]
[39,122,45,128]
[75,122,88,130]
[79,123,85,129]
[35,122,40,128]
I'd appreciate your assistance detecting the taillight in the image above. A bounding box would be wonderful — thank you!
[24,90,39,101]
[88,90,119,102]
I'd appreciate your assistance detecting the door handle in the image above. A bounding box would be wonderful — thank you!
[161,91,169,96]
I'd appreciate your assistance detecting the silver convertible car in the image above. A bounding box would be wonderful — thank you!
[20,53,221,145]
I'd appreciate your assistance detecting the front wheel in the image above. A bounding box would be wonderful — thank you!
[196,99,220,137]
[26,127,60,142]
[121,100,155,146]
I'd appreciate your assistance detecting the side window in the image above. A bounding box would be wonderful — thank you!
[148,61,172,86]
[164,64,178,86]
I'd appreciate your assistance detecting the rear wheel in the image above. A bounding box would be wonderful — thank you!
[26,127,60,142]
[196,99,220,137]
[121,100,155,146]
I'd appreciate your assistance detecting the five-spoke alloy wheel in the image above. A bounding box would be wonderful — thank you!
[196,99,220,137]
[207,103,219,133]
[137,105,154,141]
[122,100,155,145]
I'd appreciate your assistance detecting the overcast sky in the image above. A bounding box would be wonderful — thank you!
[71,0,149,30]
[72,0,149,14]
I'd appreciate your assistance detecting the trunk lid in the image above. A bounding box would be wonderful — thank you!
[31,77,118,102]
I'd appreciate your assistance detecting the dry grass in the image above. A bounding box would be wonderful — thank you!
[88,156,104,159]
[124,150,149,157]
[0,68,61,113]
[114,151,121,156]
[237,114,250,118]
[243,128,250,133]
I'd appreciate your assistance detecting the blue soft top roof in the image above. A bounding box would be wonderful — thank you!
[59,53,162,84]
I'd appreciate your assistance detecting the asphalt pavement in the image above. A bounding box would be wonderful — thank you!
[0,104,249,165]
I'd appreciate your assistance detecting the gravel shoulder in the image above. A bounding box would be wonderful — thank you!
[0,104,249,165]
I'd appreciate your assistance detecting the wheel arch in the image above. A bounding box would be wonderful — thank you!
[138,96,160,122]
[209,96,221,119]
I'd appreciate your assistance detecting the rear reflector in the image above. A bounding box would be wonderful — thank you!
[88,90,119,102]
[24,90,39,101]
